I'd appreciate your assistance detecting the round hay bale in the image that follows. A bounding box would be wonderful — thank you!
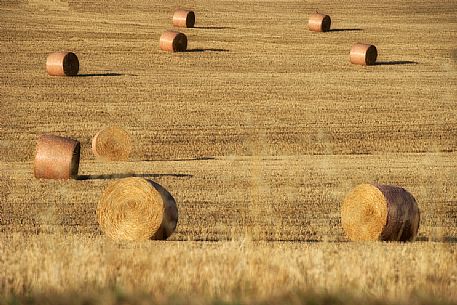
[46,52,79,76]
[350,43,377,66]
[92,126,132,161]
[34,134,80,179]
[159,31,187,52]
[173,9,195,28]
[308,13,331,32]
[341,183,420,242]
[97,177,178,241]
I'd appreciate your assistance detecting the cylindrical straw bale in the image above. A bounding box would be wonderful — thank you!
[34,134,80,179]
[341,183,420,242]
[46,52,79,76]
[350,43,377,65]
[159,31,187,52]
[97,178,178,241]
[92,126,132,161]
[308,13,331,32]
[173,9,195,28]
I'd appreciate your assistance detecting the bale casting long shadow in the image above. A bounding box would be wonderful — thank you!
[187,49,230,53]
[144,156,215,162]
[375,61,418,66]
[193,26,235,30]
[77,173,193,180]
[329,28,363,32]
[77,73,135,77]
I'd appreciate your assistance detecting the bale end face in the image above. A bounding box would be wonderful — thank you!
[33,134,80,180]
[160,31,187,52]
[173,9,195,28]
[308,13,331,32]
[92,126,132,161]
[46,52,79,76]
[341,183,388,241]
[341,183,420,242]
[350,44,378,66]
[97,177,178,241]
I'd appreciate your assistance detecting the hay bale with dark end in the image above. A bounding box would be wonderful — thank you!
[46,52,79,76]
[350,43,377,66]
[92,126,132,161]
[34,134,80,179]
[160,31,187,52]
[173,9,195,28]
[341,183,420,242]
[308,13,331,32]
[97,177,178,241]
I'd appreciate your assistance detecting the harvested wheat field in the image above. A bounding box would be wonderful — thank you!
[1,0,456,304]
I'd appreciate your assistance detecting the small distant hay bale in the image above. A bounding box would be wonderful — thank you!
[92,126,132,161]
[341,183,420,242]
[97,177,178,241]
[159,31,188,52]
[34,134,80,179]
[46,51,79,76]
[350,43,377,65]
[173,9,195,28]
[308,12,331,32]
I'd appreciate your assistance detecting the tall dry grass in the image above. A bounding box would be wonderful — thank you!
[1,233,456,303]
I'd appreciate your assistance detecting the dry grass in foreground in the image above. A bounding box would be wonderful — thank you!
[2,290,457,305]
[1,234,456,304]
[1,0,457,304]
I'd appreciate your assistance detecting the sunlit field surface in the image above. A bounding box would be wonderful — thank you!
[1,0,456,304]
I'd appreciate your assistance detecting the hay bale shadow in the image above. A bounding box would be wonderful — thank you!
[77,73,137,77]
[142,157,215,162]
[186,49,230,53]
[77,173,192,180]
[193,26,235,30]
[375,61,418,66]
[444,236,457,243]
[328,28,363,32]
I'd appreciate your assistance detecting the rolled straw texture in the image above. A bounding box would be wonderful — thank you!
[97,178,178,241]
[92,126,132,161]
[341,183,420,241]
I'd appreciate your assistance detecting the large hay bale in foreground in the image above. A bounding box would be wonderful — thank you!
[97,177,178,241]
[160,31,187,52]
[308,13,331,32]
[350,43,377,65]
[34,134,80,179]
[46,51,79,76]
[173,9,195,28]
[92,126,132,161]
[341,183,420,241]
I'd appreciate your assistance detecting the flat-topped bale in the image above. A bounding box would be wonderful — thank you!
[309,13,331,32]
[46,52,79,76]
[173,9,195,28]
[160,31,187,52]
[34,134,80,179]
[350,43,378,65]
